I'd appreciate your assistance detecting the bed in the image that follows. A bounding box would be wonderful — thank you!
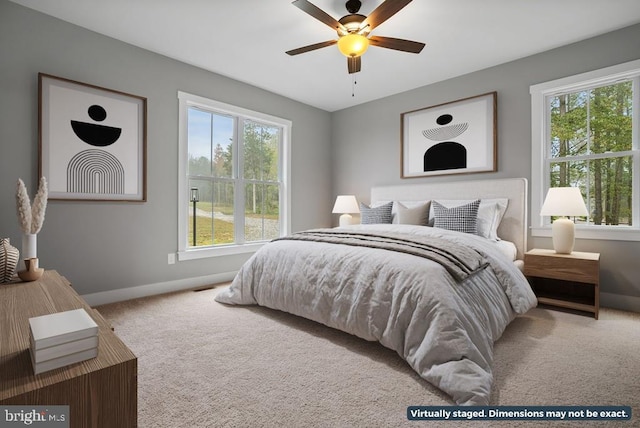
[215,177,537,405]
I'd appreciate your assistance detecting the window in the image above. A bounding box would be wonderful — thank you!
[530,59,640,241]
[177,92,291,260]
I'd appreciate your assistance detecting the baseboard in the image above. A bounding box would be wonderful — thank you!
[82,271,237,307]
[601,292,640,313]
[81,274,640,312]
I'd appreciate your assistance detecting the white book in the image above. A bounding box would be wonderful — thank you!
[31,347,99,375]
[29,308,98,350]
[30,335,99,363]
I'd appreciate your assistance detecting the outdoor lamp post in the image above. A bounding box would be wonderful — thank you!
[190,188,199,247]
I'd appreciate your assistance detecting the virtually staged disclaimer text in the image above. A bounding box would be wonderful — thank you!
[407,406,632,421]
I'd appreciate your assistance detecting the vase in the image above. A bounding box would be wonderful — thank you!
[22,233,37,262]
[1,238,20,283]
[18,257,44,282]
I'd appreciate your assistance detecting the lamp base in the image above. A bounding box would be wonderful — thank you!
[339,214,353,227]
[551,217,575,254]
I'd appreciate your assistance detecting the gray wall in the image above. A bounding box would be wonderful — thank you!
[2,0,640,310]
[0,0,332,296]
[331,24,640,310]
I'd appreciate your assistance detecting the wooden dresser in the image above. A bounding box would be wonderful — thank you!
[0,270,137,427]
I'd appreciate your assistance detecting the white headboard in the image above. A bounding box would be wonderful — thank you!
[371,177,528,260]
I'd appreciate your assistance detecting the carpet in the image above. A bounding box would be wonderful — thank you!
[97,285,640,428]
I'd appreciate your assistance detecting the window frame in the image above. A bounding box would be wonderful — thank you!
[530,59,640,241]
[177,91,291,260]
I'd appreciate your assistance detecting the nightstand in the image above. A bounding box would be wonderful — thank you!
[524,249,600,319]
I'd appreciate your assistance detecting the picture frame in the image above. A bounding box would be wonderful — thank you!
[401,91,497,178]
[38,73,147,201]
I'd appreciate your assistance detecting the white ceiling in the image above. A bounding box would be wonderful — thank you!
[10,0,640,112]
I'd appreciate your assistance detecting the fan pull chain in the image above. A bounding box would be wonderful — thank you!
[351,75,357,97]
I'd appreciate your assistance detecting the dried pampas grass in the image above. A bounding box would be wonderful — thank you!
[16,177,48,234]
[30,177,48,234]
[16,179,32,234]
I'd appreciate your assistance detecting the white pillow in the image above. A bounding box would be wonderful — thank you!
[396,202,430,225]
[429,198,508,240]
[372,200,430,225]
[494,239,517,261]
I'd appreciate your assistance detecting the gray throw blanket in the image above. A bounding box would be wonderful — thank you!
[275,229,488,281]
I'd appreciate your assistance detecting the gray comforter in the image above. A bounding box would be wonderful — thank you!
[274,229,489,281]
[215,224,537,405]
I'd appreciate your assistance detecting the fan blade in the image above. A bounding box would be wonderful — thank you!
[369,35,425,53]
[347,56,361,74]
[360,0,413,31]
[286,40,337,56]
[292,0,346,32]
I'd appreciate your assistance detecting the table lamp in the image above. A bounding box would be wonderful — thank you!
[540,187,588,254]
[332,195,359,227]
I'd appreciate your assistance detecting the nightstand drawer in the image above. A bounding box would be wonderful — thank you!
[524,249,599,284]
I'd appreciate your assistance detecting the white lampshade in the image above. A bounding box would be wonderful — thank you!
[540,187,588,254]
[332,195,359,227]
[332,195,359,214]
[540,187,588,217]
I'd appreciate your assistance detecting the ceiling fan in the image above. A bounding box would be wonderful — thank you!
[286,0,425,74]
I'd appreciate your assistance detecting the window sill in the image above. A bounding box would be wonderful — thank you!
[531,226,640,242]
[177,242,266,261]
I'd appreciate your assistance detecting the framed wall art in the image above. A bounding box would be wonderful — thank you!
[401,91,497,178]
[38,73,147,201]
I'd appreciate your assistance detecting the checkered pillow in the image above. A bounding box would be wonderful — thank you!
[432,199,480,234]
[359,202,393,224]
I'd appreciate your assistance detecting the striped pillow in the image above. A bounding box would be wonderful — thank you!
[360,202,393,224]
[432,199,480,234]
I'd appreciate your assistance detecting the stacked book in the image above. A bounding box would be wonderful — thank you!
[29,308,99,375]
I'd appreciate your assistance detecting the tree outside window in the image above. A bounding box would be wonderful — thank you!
[548,81,634,226]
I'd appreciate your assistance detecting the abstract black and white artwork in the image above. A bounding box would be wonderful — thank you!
[39,73,147,201]
[401,92,497,178]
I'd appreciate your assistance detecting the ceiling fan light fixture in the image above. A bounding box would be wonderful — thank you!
[287,0,425,73]
[337,33,369,57]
